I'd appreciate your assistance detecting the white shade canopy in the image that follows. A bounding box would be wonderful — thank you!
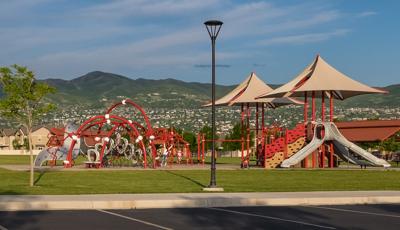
[204,72,301,108]
[257,55,386,100]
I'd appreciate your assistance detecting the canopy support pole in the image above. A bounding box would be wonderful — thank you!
[303,92,308,168]
[330,91,334,168]
[312,91,316,168]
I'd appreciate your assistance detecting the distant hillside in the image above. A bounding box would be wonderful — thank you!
[337,84,400,107]
[41,71,237,108]
[1,71,398,108]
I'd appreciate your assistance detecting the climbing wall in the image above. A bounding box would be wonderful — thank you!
[264,137,305,168]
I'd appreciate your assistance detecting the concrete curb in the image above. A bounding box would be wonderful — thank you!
[1,191,400,211]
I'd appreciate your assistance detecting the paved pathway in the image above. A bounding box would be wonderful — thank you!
[1,204,400,230]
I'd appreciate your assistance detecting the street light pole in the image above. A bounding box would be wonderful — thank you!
[204,20,223,190]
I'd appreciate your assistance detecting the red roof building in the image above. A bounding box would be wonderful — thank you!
[335,120,400,142]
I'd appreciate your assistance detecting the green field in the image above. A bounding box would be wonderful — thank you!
[0,167,399,195]
[1,155,399,195]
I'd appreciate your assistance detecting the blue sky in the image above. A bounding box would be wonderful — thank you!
[0,0,399,86]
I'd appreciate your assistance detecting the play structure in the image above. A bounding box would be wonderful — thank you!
[152,127,193,166]
[258,55,390,168]
[35,99,158,168]
[203,72,301,167]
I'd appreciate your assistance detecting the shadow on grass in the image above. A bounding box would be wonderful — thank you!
[34,171,46,185]
[165,170,206,188]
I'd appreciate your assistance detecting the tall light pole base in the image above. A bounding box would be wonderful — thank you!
[203,187,224,192]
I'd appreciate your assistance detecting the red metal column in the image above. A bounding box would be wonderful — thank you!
[303,92,308,168]
[256,103,259,143]
[261,103,265,131]
[283,128,288,159]
[197,133,200,164]
[312,92,316,168]
[321,91,325,168]
[202,134,205,165]
[247,133,250,163]
[304,92,308,123]
[241,104,244,142]
[330,92,334,168]
[246,103,250,136]
[241,137,244,163]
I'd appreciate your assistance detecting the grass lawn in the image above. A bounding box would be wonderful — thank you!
[0,167,399,195]
[0,155,31,165]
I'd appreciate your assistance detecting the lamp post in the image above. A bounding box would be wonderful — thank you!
[204,20,223,191]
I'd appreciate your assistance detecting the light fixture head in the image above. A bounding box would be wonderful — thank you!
[204,20,223,39]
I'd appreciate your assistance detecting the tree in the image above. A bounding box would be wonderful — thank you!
[200,125,219,150]
[222,123,242,151]
[0,65,56,187]
[182,131,197,152]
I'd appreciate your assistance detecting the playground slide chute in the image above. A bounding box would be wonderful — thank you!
[329,124,390,167]
[281,122,390,168]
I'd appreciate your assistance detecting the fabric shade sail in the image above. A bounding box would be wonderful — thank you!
[257,55,386,100]
[204,72,301,108]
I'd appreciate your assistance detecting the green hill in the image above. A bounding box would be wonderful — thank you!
[42,71,236,108]
[337,84,400,107]
[2,71,398,108]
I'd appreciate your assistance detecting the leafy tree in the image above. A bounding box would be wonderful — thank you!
[223,123,242,151]
[0,65,56,187]
[380,137,400,153]
[182,131,197,152]
[23,137,30,150]
[12,139,22,150]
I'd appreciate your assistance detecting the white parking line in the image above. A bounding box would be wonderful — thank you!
[97,209,173,230]
[208,207,336,229]
[0,224,8,230]
[303,206,400,218]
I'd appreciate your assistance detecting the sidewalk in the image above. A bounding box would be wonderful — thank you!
[1,191,400,211]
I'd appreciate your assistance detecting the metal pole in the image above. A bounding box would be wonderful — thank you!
[204,20,222,190]
[210,36,217,187]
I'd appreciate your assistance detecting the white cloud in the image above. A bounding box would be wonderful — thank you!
[356,11,377,18]
[257,29,350,46]
[80,0,223,19]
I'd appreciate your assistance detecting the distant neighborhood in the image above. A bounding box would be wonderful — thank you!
[0,126,50,151]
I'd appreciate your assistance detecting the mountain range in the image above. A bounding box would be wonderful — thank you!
[4,71,400,108]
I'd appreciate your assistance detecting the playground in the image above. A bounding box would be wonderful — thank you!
[29,55,394,172]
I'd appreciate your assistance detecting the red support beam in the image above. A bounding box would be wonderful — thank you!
[312,92,316,121]
[261,103,265,131]
[304,92,308,123]
[312,91,316,168]
[202,134,205,165]
[241,137,244,162]
[256,103,259,142]
[197,133,200,163]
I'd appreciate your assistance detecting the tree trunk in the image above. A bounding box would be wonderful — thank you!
[28,120,34,187]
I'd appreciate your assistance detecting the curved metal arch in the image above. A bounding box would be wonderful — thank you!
[105,99,154,135]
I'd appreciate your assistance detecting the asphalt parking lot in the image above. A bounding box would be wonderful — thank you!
[0,204,399,230]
